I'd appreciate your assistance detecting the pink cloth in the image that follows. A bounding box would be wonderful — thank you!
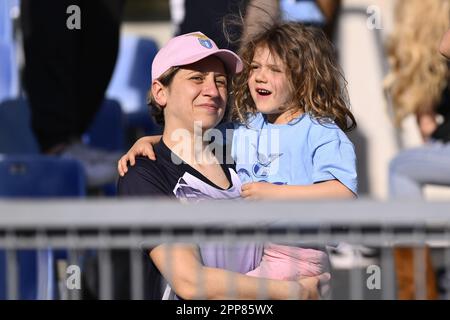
[246,243,329,280]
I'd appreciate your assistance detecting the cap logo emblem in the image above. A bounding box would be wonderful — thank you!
[190,33,213,49]
[199,39,213,49]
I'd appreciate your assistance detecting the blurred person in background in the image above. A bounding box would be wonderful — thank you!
[170,0,341,52]
[243,0,341,43]
[384,0,450,300]
[170,0,248,51]
[20,0,125,187]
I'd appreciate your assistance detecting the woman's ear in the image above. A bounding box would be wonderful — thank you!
[152,80,168,108]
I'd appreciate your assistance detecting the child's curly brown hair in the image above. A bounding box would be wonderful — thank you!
[232,21,356,132]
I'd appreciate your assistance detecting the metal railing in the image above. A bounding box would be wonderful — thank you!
[0,198,449,300]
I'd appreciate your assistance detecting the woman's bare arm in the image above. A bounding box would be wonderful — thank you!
[150,244,325,300]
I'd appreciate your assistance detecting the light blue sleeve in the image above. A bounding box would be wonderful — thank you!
[311,132,358,195]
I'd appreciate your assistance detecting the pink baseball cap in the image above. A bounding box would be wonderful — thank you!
[151,32,243,81]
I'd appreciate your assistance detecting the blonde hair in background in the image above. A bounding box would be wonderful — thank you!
[384,0,450,125]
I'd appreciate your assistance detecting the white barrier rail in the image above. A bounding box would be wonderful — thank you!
[0,198,449,300]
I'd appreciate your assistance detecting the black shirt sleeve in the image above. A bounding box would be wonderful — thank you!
[116,156,170,299]
[117,156,172,197]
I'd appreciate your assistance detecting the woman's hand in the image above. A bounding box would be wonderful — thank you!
[117,135,162,176]
[241,182,282,200]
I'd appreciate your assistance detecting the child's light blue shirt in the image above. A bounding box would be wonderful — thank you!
[231,112,358,195]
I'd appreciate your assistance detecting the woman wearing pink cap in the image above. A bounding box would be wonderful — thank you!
[118,32,327,299]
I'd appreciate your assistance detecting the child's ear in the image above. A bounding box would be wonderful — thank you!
[152,80,168,107]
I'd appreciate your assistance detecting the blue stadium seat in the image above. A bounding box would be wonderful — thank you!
[0,155,86,299]
[1,97,122,195]
[0,252,4,300]
[83,98,125,196]
[0,42,18,104]
[107,35,156,114]
[106,35,160,135]
[83,99,125,152]
[0,0,19,104]
[1,98,125,154]
[0,99,40,155]
[0,155,86,197]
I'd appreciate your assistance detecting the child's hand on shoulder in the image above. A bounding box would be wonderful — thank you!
[240,182,282,200]
[117,136,161,176]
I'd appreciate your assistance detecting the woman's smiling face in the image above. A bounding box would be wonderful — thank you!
[163,56,228,132]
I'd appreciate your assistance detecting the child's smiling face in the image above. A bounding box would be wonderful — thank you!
[248,45,297,124]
